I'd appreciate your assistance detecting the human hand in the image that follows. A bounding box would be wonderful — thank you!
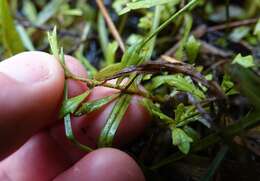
[0,51,150,181]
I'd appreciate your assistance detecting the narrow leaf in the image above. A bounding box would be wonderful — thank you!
[201,146,229,181]
[60,91,90,118]
[119,0,177,15]
[75,94,119,116]
[94,63,123,81]
[98,94,131,147]
[16,24,35,51]
[63,82,92,152]
[35,0,64,26]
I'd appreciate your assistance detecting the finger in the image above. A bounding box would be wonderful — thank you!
[53,148,145,181]
[0,56,89,181]
[0,51,64,160]
[50,89,150,161]
[50,56,150,162]
[0,56,150,180]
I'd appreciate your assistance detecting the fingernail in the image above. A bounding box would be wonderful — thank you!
[0,52,52,85]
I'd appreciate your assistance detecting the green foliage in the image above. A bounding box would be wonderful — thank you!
[118,0,175,15]
[148,74,205,100]
[185,35,201,63]
[142,98,175,125]
[75,94,119,116]
[232,53,255,68]
[171,127,193,154]
[229,26,251,42]
[94,63,124,81]
[105,41,119,65]
[60,91,90,118]
[16,24,35,51]
[63,83,92,152]
[221,74,238,96]
[0,0,24,57]
[35,0,64,25]
[98,94,131,147]
[175,14,193,60]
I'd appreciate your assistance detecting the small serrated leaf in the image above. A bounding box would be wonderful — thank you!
[232,53,255,68]
[171,127,193,154]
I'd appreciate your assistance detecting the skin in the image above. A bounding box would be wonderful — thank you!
[0,51,150,181]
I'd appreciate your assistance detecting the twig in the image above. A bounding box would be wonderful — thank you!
[96,0,125,52]
[208,18,258,32]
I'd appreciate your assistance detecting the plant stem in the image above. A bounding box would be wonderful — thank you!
[66,74,163,102]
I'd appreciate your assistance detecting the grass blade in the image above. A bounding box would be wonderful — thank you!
[201,145,229,181]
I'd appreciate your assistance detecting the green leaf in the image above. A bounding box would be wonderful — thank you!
[47,26,59,58]
[98,12,109,62]
[0,0,24,57]
[22,0,37,23]
[98,94,131,147]
[175,103,185,123]
[229,26,250,42]
[221,74,238,96]
[64,114,92,152]
[141,98,175,125]
[105,41,118,65]
[35,0,64,26]
[118,0,175,15]
[183,126,200,142]
[148,75,205,100]
[94,63,123,81]
[185,35,201,63]
[16,24,35,51]
[63,82,92,152]
[174,103,205,127]
[75,94,119,116]
[175,14,193,60]
[171,127,193,154]
[232,53,255,68]
[121,43,143,66]
[60,91,90,118]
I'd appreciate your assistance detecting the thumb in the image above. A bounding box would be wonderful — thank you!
[0,51,64,159]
